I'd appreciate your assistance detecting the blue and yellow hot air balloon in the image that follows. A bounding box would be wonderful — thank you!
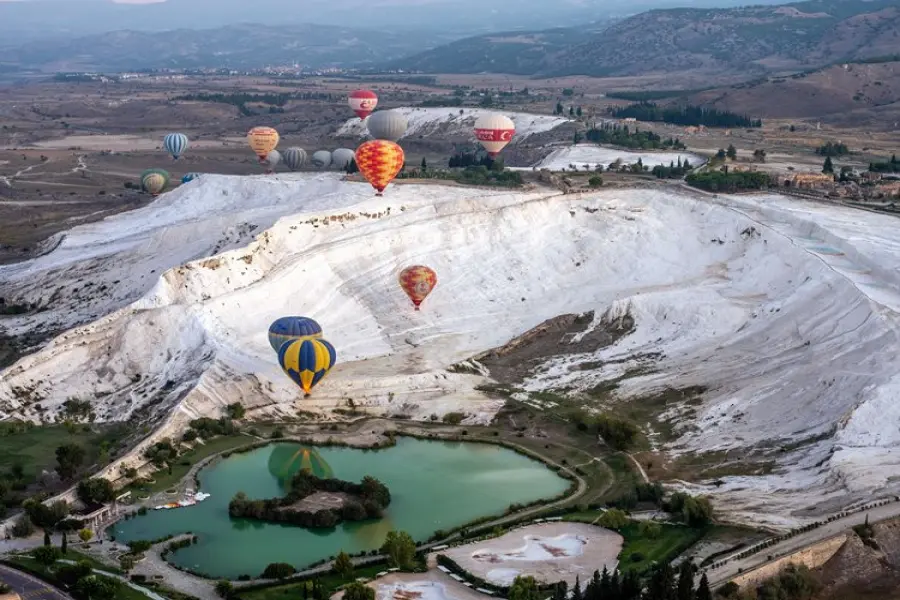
[181,172,201,184]
[268,317,323,353]
[277,338,336,395]
[163,133,189,160]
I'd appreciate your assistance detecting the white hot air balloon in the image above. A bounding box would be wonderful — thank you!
[312,150,332,169]
[474,113,516,157]
[332,148,355,169]
[282,147,308,171]
[366,110,409,142]
[264,149,281,173]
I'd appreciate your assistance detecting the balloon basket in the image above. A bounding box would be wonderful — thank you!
[375,192,384,197]
[304,393,311,399]
[414,306,420,311]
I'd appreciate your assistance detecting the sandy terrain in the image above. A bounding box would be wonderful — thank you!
[443,522,622,587]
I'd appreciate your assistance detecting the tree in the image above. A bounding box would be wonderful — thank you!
[75,575,118,600]
[61,531,68,554]
[598,508,629,530]
[55,443,86,479]
[677,560,694,600]
[79,528,94,543]
[577,106,583,117]
[344,582,375,600]
[32,545,61,567]
[716,149,727,160]
[639,520,662,539]
[508,576,541,600]
[695,574,712,600]
[225,402,245,419]
[346,158,359,174]
[555,102,564,115]
[119,554,135,573]
[11,515,35,538]
[589,175,603,188]
[726,144,737,160]
[262,562,296,579]
[77,478,116,504]
[753,149,767,162]
[44,530,52,546]
[381,530,416,570]
[334,550,354,579]
[823,156,834,174]
[215,580,234,599]
[646,563,676,600]
[420,157,427,170]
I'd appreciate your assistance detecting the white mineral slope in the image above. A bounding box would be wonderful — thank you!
[0,174,367,340]
[335,106,570,141]
[4,178,900,525]
[523,144,707,171]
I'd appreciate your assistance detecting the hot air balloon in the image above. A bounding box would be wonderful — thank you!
[140,168,169,196]
[348,90,378,120]
[312,150,332,169]
[263,149,281,173]
[181,172,201,184]
[355,140,404,196]
[163,133,189,160]
[278,338,337,396]
[332,148,355,170]
[474,113,516,157]
[282,147,308,171]
[398,265,437,311]
[247,126,279,161]
[366,110,408,142]
[268,316,323,353]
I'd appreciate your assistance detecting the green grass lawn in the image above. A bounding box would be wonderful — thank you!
[563,510,603,523]
[0,422,129,483]
[125,435,253,494]
[62,548,123,574]
[238,563,388,600]
[617,522,706,573]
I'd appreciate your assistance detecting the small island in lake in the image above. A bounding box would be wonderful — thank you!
[228,470,391,528]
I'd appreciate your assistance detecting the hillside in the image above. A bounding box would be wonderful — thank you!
[392,0,900,79]
[0,23,441,73]
[3,173,900,527]
[686,59,900,121]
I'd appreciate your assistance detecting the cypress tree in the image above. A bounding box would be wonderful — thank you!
[823,156,834,173]
[43,530,51,546]
[61,532,68,554]
[676,561,694,600]
[572,576,582,600]
[599,566,611,599]
[696,573,713,600]
[609,570,621,600]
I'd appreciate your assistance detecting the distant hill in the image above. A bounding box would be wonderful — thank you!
[0,23,441,73]
[391,0,900,78]
[384,27,600,76]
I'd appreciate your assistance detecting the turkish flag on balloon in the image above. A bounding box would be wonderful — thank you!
[474,113,516,157]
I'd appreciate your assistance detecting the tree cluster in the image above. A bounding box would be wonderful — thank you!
[869,154,899,173]
[228,471,391,528]
[143,439,178,466]
[448,150,496,169]
[610,103,762,128]
[650,158,695,179]
[815,142,849,157]
[76,478,116,504]
[381,530,417,570]
[187,416,237,440]
[719,564,820,600]
[665,492,714,527]
[685,171,771,193]
[535,562,710,600]
[29,551,130,600]
[585,124,686,150]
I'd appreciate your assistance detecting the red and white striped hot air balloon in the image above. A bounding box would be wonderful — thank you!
[474,113,516,157]
[348,90,378,120]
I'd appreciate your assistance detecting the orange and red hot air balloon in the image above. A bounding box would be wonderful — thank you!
[474,113,516,158]
[348,90,378,120]
[247,126,279,161]
[355,140,404,196]
[399,265,437,311]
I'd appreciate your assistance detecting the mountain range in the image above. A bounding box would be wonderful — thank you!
[393,0,900,78]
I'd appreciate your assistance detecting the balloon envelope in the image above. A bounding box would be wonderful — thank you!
[278,338,337,395]
[355,140,404,196]
[398,265,437,310]
[163,133,189,159]
[312,150,332,168]
[264,149,281,170]
[140,168,170,195]
[474,113,516,157]
[268,316,323,353]
[366,110,408,142]
[247,126,279,160]
[267,445,334,488]
[348,89,378,120]
[332,148,355,169]
[282,147,308,171]
[181,172,201,184]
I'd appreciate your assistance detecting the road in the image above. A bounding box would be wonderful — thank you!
[704,500,900,587]
[0,563,74,600]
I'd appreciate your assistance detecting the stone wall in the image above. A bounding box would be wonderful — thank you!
[731,534,848,589]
